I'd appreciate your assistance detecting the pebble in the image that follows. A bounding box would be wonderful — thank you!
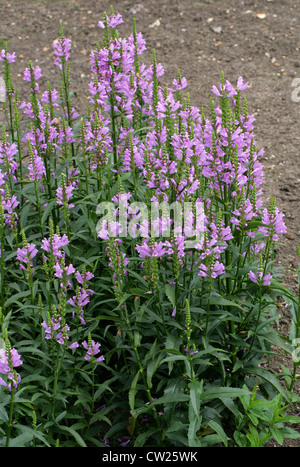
[256,13,267,19]
[211,26,222,34]
[149,19,160,28]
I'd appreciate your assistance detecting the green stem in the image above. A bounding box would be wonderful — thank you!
[5,387,15,447]
[247,285,262,356]
[110,92,117,168]
[0,219,4,313]
[133,346,164,443]
[90,358,95,416]
[51,345,61,420]
[204,280,213,338]
[34,181,44,237]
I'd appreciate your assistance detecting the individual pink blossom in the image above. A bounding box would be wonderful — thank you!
[69,341,79,349]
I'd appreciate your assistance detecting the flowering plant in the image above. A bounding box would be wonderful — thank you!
[0,10,299,448]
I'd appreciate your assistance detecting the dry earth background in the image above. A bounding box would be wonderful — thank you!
[1,0,300,446]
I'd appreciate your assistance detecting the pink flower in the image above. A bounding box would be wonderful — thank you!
[98,13,123,29]
[248,269,272,287]
[16,243,38,271]
[69,341,79,349]
[53,36,72,70]
[41,317,70,345]
[199,260,225,279]
[56,183,75,209]
[237,76,250,91]
[82,339,105,362]
[0,347,22,391]
[0,50,17,63]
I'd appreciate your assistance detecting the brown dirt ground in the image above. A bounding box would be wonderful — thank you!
[1,0,300,447]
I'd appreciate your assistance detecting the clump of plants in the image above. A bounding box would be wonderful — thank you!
[0,10,299,447]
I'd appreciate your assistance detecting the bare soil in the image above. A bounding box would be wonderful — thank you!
[1,0,300,446]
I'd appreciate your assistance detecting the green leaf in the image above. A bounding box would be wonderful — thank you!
[270,426,284,446]
[151,393,190,406]
[243,366,292,402]
[208,292,246,311]
[55,411,67,423]
[188,404,202,447]
[207,420,228,447]
[0,406,8,423]
[202,386,251,401]
[165,283,176,308]
[14,424,50,447]
[57,425,87,447]
[129,370,141,412]
[41,200,56,223]
[189,380,203,417]
[134,428,158,447]
[8,432,33,447]
[4,291,31,308]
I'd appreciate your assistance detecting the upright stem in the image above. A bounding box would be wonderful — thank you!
[5,387,15,447]
[0,221,4,313]
[133,346,164,443]
[34,180,44,237]
[51,345,61,420]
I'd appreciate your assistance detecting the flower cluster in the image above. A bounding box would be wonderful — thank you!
[68,269,95,325]
[41,315,70,345]
[56,182,75,210]
[69,334,105,363]
[17,241,38,272]
[0,342,22,392]
[87,12,286,291]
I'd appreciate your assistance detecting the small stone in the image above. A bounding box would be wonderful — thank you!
[149,19,160,28]
[211,26,222,33]
[256,13,267,19]
[129,4,144,15]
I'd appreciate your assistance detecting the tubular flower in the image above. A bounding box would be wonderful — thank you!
[0,343,23,392]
